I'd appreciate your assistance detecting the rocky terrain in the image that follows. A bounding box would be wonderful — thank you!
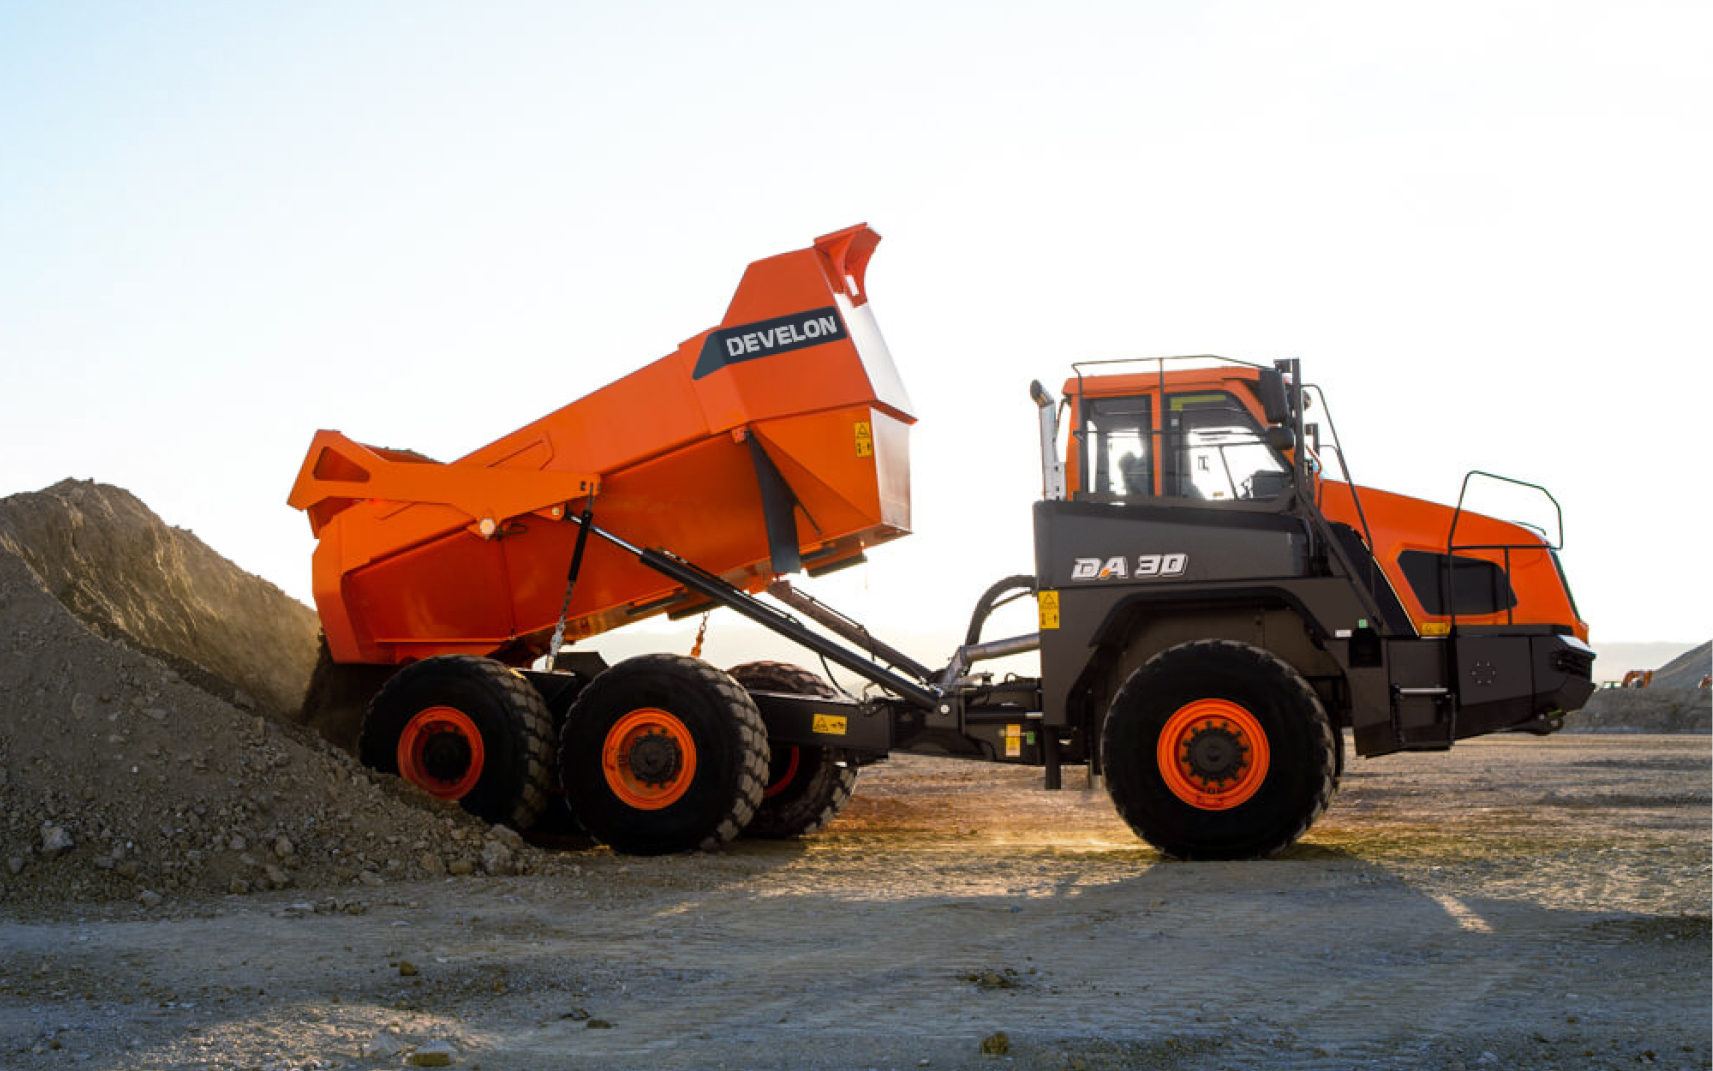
[0,481,545,910]
[1570,641,1712,734]
[0,480,319,716]
[0,739,1706,1070]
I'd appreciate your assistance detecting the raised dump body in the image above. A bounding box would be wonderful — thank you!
[289,225,914,666]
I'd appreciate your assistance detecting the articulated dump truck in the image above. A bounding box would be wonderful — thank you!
[290,224,1595,859]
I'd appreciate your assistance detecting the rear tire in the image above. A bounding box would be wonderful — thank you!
[727,661,860,838]
[560,654,768,855]
[1101,639,1335,860]
[359,655,554,830]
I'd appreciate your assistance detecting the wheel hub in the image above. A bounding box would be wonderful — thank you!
[1156,698,1271,811]
[421,730,474,782]
[1182,723,1248,786]
[626,729,684,787]
[397,705,487,801]
[602,707,699,811]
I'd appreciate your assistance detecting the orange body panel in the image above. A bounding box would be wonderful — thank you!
[289,225,915,666]
[1316,481,1588,641]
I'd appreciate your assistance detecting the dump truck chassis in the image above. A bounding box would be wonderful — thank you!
[322,432,1594,859]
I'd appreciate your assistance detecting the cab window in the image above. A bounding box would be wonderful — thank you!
[1081,395,1152,497]
[1165,392,1290,501]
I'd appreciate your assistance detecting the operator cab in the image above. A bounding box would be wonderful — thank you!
[1066,360,1299,505]
[1037,355,1589,646]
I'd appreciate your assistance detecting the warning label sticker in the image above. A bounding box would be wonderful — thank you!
[1037,590,1060,630]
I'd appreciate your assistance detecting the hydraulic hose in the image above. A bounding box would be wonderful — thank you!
[964,574,1038,647]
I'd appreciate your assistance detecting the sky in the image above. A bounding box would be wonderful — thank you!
[2,1,1708,676]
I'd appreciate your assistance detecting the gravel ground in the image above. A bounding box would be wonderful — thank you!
[1,738,1707,1071]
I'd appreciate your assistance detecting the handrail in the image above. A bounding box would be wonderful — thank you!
[1442,471,1565,632]
[1448,470,1564,552]
[1297,382,1405,632]
[1068,354,1272,378]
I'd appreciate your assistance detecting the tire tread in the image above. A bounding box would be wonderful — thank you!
[561,653,767,855]
[727,661,860,838]
[1102,639,1335,860]
[360,654,555,831]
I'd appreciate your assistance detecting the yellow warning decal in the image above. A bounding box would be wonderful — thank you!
[854,421,874,458]
[1004,724,1022,758]
[812,714,848,736]
[1037,589,1060,630]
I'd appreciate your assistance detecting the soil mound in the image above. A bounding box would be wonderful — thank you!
[0,480,318,716]
[1652,640,1713,691]
[1570,640,1712,734]
[0,483,543,912]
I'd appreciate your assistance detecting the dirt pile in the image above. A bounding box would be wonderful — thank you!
[1652,640,1713,690]
[0,479,319,716]
[1570,642,1711,734]
[0,482,545,912]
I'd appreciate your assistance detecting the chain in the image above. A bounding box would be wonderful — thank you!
[546,582,575,670]
[689,611,711,660]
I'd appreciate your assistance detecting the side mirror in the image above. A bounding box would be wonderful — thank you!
[1257,368,1291,426]
[1263,425,1296,452]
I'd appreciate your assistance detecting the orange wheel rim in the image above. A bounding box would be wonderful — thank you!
[1156,698,1270,811]
[764,746,802,799]
[398,706,485,800]
[602,707,697,811]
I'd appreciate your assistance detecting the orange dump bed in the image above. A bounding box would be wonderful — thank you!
[289,225,914,666]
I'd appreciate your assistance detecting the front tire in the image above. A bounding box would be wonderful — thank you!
[560,654,768,855]
[727,661,860,838]
[359,655,554,830]
[1101,639,1336,860]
